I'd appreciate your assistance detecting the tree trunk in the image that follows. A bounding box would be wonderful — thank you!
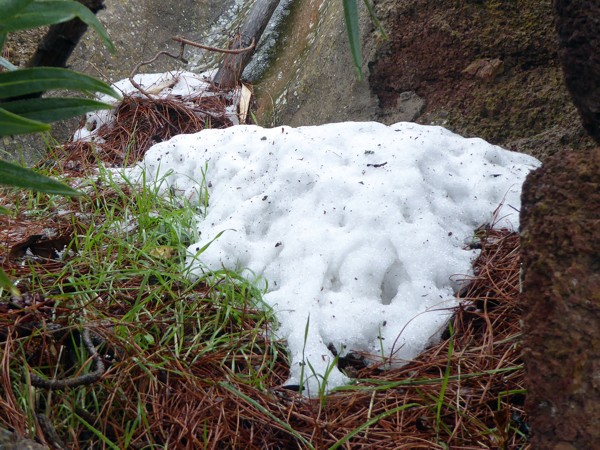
[213,0,281,89]
[28,0,106,69]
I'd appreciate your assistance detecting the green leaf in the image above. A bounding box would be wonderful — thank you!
[362,0,388,39]
[0,107,50,135]
[2,97,112,122]
[0,0,35,20]
[0,0,115,53]
[0,67,119,99]
[0,159,81,196]
[342,0,363,81]
[0,268,20,296]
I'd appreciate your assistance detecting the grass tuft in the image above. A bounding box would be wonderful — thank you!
[0,91,529,448]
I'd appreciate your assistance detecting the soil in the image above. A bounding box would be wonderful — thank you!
[368,0,596,161]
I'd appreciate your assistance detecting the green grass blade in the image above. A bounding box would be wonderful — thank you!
[74,413,120,450]
[334,365,523,392]
[0,159,81,196]
[435,322,454,435]
[0,268,20,296]
[2,97,112,122]
[219,381,315,449]
[362,0,388,39]
[0,67,119,99]
[0,55,18,71]
[329,403,420,449]
[189,229,232,257]
[0,106,50,135]
[342,0,363,81]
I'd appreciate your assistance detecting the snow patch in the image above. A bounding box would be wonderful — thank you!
[129,121,540,395]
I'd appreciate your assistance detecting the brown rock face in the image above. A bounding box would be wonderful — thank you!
[554,0,600,145]
[367,0,596,160]
[520,147,600,447]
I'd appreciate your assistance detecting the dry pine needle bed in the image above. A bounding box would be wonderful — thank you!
[0,93,528,449]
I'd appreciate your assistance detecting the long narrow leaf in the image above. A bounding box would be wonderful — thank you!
[362,0,388,39]
[329,403,420,449]
[3,97,112,122]
[0,0,115,53]
[342,0,363,81]
[219,381,315,449]
[0,268,20,296]
[0,159,81,196]
[435,322,454,434]
[0,0,35,20]
[0,55,17,71]
[0,107,50,135]
[0,67,119,99]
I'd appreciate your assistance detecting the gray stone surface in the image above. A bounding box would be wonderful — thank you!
[0,427,48,450]
[1,0,240,164]
[252,0,382,126]
[68,0,238,82]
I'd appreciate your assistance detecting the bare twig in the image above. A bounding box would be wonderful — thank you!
[127,36,254,98]
[172,35,256,55]
[129,42,188,99]
[27,328,105,390]
[37,413,66,450]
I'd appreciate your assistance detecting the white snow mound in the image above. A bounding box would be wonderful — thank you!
[131,121,540,395]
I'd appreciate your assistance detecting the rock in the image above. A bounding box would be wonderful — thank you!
[0,427,48,450]
[519,2,600,447]
[520,147,600,447]
[462,58,504,82]
[252,0,379,126]
[378,90,426,123]
[2,0,598,165]
[554,0,600,144]
[367,0,596,160]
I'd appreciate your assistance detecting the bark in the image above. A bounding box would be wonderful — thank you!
[28,0,106,69]
[213,0,281,89]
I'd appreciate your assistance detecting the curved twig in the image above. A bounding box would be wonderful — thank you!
[27,328,105,390]
[129,42,188,99]
[37,413,66,450]
[172,36,256,55]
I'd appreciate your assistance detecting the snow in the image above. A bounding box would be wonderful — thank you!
[127,120,540,395]
[73,71,240,142]
[77,71,540,395]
